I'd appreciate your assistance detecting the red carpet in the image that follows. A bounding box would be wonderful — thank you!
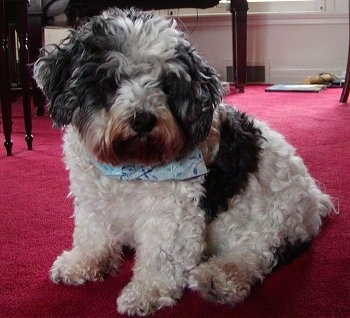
[1,85,350,317]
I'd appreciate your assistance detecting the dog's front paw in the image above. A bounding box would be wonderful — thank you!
[188,261,251,304]
[117,281,178,316]
[50,250,113,285]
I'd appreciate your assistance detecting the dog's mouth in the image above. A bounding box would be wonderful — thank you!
[112,134,171,165]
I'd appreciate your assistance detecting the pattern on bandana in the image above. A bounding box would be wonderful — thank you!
[91,147,208,181]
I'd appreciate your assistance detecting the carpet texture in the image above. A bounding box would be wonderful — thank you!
[1,85,349,317]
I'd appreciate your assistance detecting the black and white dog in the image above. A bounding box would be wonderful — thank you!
[34,8,333,316]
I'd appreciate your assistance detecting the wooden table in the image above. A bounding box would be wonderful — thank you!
[0,0,33,156]
[230,0,248,92]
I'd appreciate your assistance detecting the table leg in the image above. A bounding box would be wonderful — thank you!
[0,0,13,155]
[28,13,46,116]
[339,1,350,103]
[230,0,248,92]
[16,0,33,150]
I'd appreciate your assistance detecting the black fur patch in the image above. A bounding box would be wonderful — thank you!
[272,240,312,269]
[162,44,224,153]
[199,106,263,222]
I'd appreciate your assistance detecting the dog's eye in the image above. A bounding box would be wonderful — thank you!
[95,77,119,108]
[162,73,183,96]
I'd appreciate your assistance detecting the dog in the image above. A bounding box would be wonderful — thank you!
[33,8,333,316]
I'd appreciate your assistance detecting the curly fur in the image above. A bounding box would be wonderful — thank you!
[199,106,264,221]
[34,8,333,316]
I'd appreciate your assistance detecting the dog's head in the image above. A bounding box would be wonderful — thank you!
[34,8,224,165]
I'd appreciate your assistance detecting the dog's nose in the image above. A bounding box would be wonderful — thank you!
[132,111,157,133]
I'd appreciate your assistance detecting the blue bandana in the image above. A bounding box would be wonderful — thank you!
[91,147,208,181]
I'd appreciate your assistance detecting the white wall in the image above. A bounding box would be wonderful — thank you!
[178,11,348,83]
[44,8,349,84]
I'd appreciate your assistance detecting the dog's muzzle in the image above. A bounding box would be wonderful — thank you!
[132,111,157,133]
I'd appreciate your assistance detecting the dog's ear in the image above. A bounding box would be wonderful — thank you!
[33,18,121,128]
[163,44,225,146]
[33,40,79,127]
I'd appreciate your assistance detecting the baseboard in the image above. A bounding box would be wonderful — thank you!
[269,68,345,84]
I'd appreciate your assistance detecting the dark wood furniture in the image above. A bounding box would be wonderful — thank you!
[230,0,248,92]
[0,0,33,156]
[28,0,46,114]
[340,2,350,103]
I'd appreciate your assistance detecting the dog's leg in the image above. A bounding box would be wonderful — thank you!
[188,252,263,305]
[50,201,122,285]
[188,181,333,305]
[117,207,205,316]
